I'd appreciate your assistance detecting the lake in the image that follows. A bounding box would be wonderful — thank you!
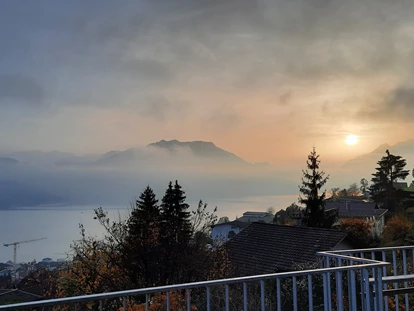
[0,194,297,263]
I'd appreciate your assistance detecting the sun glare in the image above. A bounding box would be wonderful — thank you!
[345,134,358,145]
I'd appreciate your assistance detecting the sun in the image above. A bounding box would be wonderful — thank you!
[345,134,358,145]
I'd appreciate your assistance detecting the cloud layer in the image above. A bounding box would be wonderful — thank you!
[1,0,414,162]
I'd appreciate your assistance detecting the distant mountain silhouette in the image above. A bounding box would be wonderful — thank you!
[147,139,247,163]
[343,139,414,172]
[97,139,251,166]
[0,157,18,165]
[0,180,63,209]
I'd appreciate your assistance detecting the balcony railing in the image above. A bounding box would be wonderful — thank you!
[2,246,414,311]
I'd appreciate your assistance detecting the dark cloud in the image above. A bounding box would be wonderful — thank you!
[0,74,44,106]
[383,87,414,120]
[357,86,414,122]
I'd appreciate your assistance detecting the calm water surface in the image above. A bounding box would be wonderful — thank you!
[0,194,297,263]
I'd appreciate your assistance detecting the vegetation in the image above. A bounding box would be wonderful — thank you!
[299,148,336,228]
[274,203,301,225]
[382,214,412,244]
[370,150,409,212]
[43,181,224,306]
[338,218,376,246]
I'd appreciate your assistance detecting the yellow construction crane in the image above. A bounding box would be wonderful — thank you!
[4,237,47,263]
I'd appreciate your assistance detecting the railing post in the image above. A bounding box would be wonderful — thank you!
[323,272,329,311]
[363,268,372,311]
[375,266,384,311]
[336,259,344,311]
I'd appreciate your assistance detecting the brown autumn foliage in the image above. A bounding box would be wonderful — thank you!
[383,214,412,243]
[338,218,373,241]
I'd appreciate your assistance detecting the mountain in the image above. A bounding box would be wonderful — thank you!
[343,139,414,174]
[0,180,64,209]
[0,157,18,165]
[147,139,247,163]
[98,140,249,166]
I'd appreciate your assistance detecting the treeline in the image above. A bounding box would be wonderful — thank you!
[277,148,414,247]
[27,181,228,305]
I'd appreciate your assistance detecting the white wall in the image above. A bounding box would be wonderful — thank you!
[211,224,242,242]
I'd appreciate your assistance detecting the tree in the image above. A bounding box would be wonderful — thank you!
[123,186,161,287]
[329,187,340,200]
[217,216,229,224]
[299,148,336,228]
[50,181,224,301]
[274,203,301,225]
[360,178,369,195]
[347,183,361,196]
[369,150,409,212]
[382,214,412,244]
[338,219,373,246]
[158,181,203,285]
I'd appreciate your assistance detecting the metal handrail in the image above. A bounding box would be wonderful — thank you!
[0,261,389,310]
[328,245,414,254]
[7,246,414,311]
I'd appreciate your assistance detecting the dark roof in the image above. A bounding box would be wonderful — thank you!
[394,182,408,190]
[325,202,387,218]
[211,220,250,229]
[0,289,43,305]
[226,223,349,275]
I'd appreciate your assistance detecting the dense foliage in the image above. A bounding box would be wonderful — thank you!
[48,181,224,303]
[370,150,409,212]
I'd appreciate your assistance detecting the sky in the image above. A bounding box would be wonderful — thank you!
[1,0,414,165]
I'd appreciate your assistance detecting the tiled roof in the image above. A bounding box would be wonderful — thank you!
[325,202,387,218]
[226,223,348,275]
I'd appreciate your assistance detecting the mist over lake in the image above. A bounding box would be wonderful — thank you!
[0,194,297,263]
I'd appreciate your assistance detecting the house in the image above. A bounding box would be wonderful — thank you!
[226,222,358,276]
[211,220,250,242]
[237,211,274,224]
[325,201,388,235]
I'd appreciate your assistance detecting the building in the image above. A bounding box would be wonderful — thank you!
[211,220,250,242]
[226,222,358,276]
[237,211,274,224]
[326,201,388,235]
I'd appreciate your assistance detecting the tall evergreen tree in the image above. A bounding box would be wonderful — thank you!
[369,149,409,212]
[123,185,161,287]
[299,148,336,228]
[159,180,192,284]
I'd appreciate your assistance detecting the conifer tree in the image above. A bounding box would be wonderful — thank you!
[369,149,409,212]
[299,148,336,228]
[124,185,161,287]
[159,180,192,284]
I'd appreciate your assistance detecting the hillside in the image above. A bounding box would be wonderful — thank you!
[343,139,414,175]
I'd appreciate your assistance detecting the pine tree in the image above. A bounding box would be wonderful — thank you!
[159,180,192,284]
[123,185,161,287]
[128,185,160,237]
[369,149,409,212]
[160,181,192,244]
[299,148,336,228]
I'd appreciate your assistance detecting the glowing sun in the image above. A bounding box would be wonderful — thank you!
[345,134,358,145]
